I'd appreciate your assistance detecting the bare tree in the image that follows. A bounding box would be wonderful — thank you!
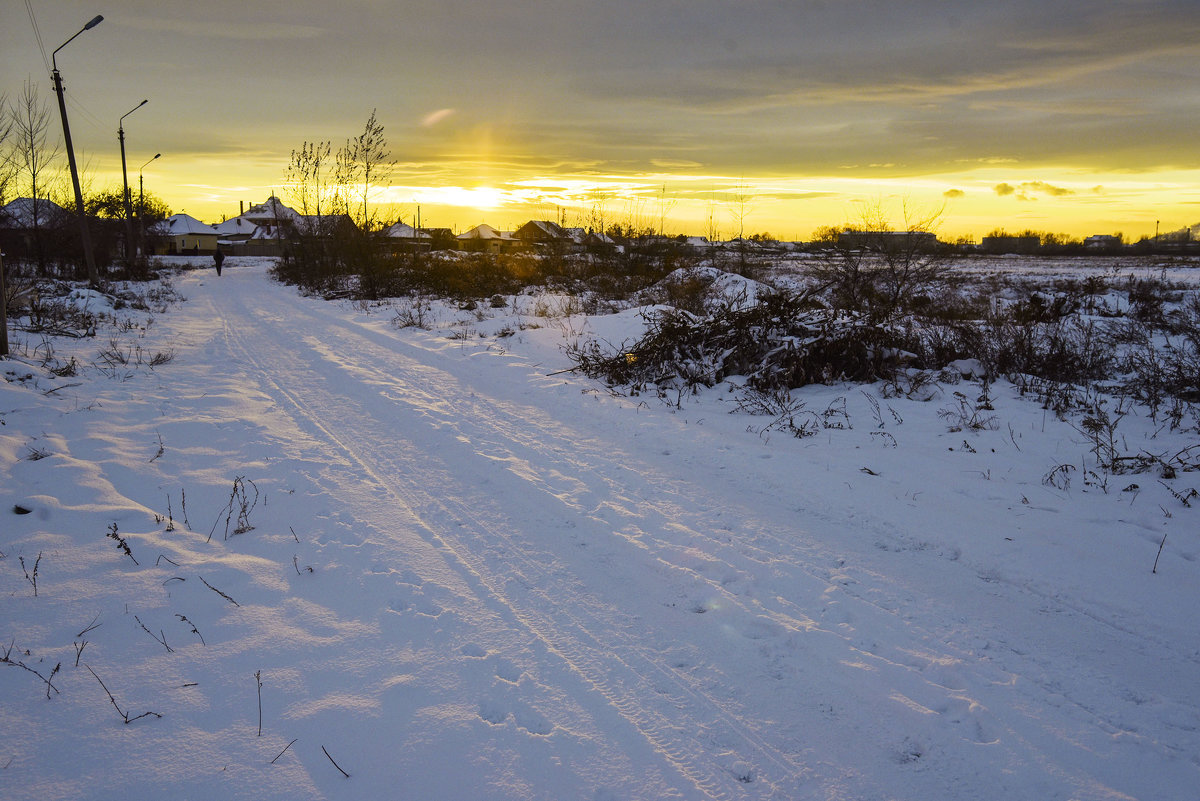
[0,91,13,198]
[704,199,721,244]
[586,185,614,237]
[727,177,754,241]
[809,199,947,323]
[656,183,677,237]
[7,80,63,273]
[285,140,334,225]
[348,109,391,231]
[1,90,12,357]
[333,141,353,218]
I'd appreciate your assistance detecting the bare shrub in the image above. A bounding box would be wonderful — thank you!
[807,202,948,324]
[985,312,1112,385]
[732,385,822,439]
[565,288,904,399]
[937,390,998,432]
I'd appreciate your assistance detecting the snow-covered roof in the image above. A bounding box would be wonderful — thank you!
[1,197,68,228]
[249,224,286,240]
[583,230,616,245]
[520,219,570,239]
[159,213,218,236]
[240,197,302,225]
[384,222,432,239]
[457,223,515,240]
[212,216,262,236]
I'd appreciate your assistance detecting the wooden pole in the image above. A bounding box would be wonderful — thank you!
[0,248,9,357]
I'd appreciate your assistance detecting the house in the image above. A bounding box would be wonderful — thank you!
[155,213,219,255]
[723,237,764,251]
[455,224,520,253]
[211,215,261,247]
[381,221,433,253]
[238,196,303,228]
[209,197,305,255]
[514,219,580,252]
[515,219,570,244]
[1084,234,1123,251]
[837,230,939,252]
[581,229,621,254]
[0,198,71,262]
[1,197,69,229]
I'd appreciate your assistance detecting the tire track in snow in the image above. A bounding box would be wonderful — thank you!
[207,278,1042,798]
[197,270,1195,799]
[206,281,813,798]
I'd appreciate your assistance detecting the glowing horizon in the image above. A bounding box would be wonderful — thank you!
[6,2,1198,244]
[99,156,1200,244]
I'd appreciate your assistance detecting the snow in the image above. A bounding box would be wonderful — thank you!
[2,256,1199,800]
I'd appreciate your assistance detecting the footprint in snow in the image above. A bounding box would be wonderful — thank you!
[478,700,508,725]
[492,658,523,684]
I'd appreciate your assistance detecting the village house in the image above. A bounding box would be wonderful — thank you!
[514,220,578,251]
[456,223,520,253]
[381,221,433,253]
[156,213,220,255]
[0,198,71,262]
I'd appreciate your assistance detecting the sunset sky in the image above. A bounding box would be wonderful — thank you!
[4,1,1199,241]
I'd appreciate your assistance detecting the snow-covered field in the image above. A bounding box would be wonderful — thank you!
[2,256,1198,800]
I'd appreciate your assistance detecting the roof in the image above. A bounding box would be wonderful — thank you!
[212,216,261,236]
[160,213,218,236]
[250,224,286,241]
[240,197,302,226]
[457,223,515,240]
[517,219,570,240]
[384,221,432,239]
[1,197,68,228]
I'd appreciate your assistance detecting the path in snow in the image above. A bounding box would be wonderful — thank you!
[176,263,1196,799]
[4,259,1197,801]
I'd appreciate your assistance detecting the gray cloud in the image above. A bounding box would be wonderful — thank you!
[995,181,1075,201]
[5,0,1197,223]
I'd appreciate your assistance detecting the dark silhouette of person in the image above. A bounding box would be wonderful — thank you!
[213,248,225,276]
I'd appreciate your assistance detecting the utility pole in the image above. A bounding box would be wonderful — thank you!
[51,15,104,285]
[119,99,149,263]
[0,248,9,357]
[139,154,161,257]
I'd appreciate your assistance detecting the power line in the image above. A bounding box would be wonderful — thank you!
[25,0,51,75]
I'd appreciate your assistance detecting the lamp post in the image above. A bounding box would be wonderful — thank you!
[139,154,161,257]
[119,99,149,263]
[51,14,104,285]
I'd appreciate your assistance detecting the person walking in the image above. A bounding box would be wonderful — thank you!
[213,247,225,276]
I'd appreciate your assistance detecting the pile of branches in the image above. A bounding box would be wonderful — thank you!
[566,288,907,395]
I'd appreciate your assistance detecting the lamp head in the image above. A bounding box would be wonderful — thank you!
[84,15,104,30]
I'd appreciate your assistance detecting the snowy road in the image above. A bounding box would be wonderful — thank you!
[4,259,1198,800]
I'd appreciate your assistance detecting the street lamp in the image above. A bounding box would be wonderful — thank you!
[51,14,104,284]
[139,154,161,257]
[119,99,149,262]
